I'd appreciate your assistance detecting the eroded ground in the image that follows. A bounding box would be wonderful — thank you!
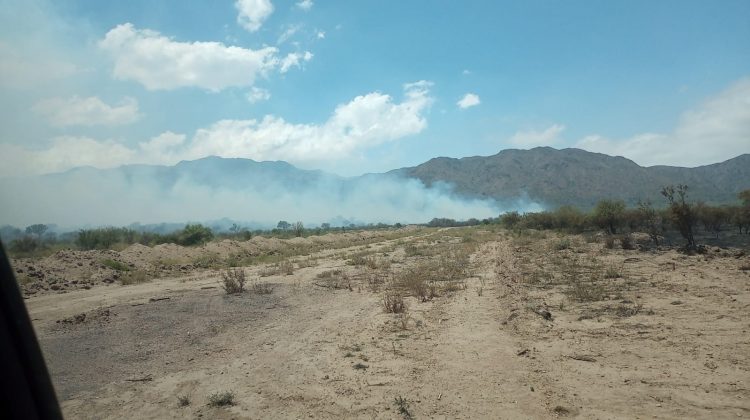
[16,227,750,419]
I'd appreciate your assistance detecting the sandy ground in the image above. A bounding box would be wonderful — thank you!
[18,228,750,419]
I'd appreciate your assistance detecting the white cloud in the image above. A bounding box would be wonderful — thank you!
[508,124,566,148]
[279,51,313,73]
[462,69,471,75]
[457,93,480,109]
[99,23,279,91]
[296,0,314,11]
[576,77,750,167]
[246,86,271,103]
[316,30,326,39]
[277,24,300,44]
[183,81,433,163]
[0,82,434,176]
[32,96,140,126]
[235,0,274,32]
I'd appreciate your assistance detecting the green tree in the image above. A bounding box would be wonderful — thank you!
[25,223,48,237]
[277,220,291,230]
[593,200,626,234]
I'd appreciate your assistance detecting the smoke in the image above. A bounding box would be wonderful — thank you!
[0,160,542,229]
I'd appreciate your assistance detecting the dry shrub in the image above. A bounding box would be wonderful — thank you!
[567,279,606,302]
[251,280,273,294]
[315,269,351,289]
[383,292,407,313]
[620,234,636,250]
[220,268,246,294]
[604,265,622,279]
[604,236,615,249]
[120,270,149,285]
[207,391,235,407]
[259,260,294,277]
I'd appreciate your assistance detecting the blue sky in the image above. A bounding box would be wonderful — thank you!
[1,0,748,177]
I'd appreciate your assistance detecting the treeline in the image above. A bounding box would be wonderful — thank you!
[2,220,403,255]
[500,186,750,250]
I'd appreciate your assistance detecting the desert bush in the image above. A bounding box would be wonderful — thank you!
[604,265,622,278]
[620,234,636,250]
[603,236,615,249]
[193,253,222,269]
[383,292,407,313]
[177,395,191,407]
[120,270,149,285]
[251,280,274,294]
[568,279,606,302]
[220,268,246,294]
[552,238,571,251]
[315,269,350,289]
[207,391,235,407]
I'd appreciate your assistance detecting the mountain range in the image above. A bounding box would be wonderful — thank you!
[1,147,748,228]
[392,147,750,208]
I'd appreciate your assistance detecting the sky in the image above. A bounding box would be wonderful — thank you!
[0,0,749,178]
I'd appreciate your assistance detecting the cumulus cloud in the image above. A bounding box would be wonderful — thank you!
[0,82,434,176]
[98,23,279,91]
[296,0,314,11]
[457,93,480,109]
[235,0,274,32]
[508,124,565,148]
[182,81,433,163]
[246,86,271,103]
[316,30,326,39]
[32,96,140,126]
[576,77,750,167]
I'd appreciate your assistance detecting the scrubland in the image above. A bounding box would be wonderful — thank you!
[13,225,750,419]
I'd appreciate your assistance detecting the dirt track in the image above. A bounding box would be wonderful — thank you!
[21,228,750,418]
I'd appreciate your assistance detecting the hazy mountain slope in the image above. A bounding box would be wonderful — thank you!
[391,147,750,208]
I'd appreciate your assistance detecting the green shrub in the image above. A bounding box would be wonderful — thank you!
[177,224,214,246]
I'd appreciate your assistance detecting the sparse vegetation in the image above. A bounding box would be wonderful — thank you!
[394,396,413,419]
[383,291,407,313]
[251,280,274,294]
[101,258,131,271]
[120,270,149,285]
[177,395,191,407]
[220,268,247,294]
[207,391,235,407]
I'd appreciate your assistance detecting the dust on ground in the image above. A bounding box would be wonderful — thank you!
[18,227,750,419]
